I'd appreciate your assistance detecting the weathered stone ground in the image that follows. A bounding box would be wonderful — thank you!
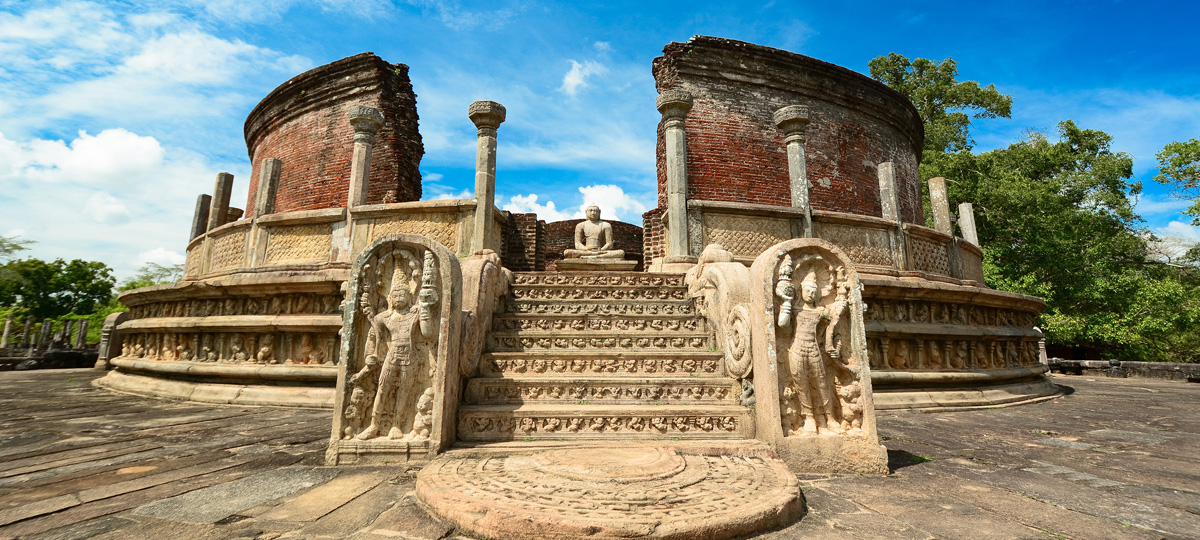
[0,370,1196,540]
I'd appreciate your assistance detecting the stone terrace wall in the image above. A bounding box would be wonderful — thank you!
[543,219,644,271]
[243,53,423,218]
[652,36,925,224]
[642,208,665,267]
[501,212,544,271]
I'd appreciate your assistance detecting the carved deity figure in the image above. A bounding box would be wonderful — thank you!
[775,255,852,435]
[347,250,439,441]
[563,204,624,259]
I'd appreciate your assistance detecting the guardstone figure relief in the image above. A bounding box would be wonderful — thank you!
[342,248,440,441]
[773,253,859,435]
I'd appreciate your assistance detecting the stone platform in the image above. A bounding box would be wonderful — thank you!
[3,369,1199,539]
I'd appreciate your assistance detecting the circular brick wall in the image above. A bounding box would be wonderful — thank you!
[653,36,925,224]
[243,53,424,218]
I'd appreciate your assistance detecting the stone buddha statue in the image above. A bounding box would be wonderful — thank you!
[564,204,625,259]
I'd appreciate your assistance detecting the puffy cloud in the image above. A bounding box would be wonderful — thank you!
[1135,193,1191,216]
[576,184,648,222]
[503,194,576,222]
[84,192,133,225]
[4,129,164,186]
[1155,220,1200,243]
[136,247,187,266]
[432,189,473,200]
[559,60,607,97]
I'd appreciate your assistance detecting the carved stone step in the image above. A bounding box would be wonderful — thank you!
[510,272,686,289]
[491,314,705,333]
[456,404,754,441]
[504,300,697,316]
[510,287,688,302]
[463,377,741,405]
[480,352,727,378]
[487,332,712,353]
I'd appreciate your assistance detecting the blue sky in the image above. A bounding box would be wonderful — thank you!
[2,0,1198,278]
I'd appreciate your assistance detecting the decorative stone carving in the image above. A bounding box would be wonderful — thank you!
[328,233,461,465]
[459,249,511,377]
[685,244,755,404]
[750,238,887,473]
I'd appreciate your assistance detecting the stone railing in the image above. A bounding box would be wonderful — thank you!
[183,200,506,281]
[684,200,985,285]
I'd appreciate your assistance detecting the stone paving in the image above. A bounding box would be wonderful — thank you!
[0,369,1197,539]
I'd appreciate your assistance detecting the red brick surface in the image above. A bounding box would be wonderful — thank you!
[243,53,423,218]
[652,36,925,224]
[543,219,644,271]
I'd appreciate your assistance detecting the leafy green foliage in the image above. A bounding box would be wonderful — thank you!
[1154,137,1200,225]
[0,258,115,320]
[120,262,184,291]
[871,53,1200,362]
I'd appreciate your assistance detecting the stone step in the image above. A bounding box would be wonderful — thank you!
[456,404,754,441]
[503,299,697,317]
[510,271,686,290]
[486,331,712,353]
[463,377,741,405]
[491,313,705,333]
[480,352,727,378]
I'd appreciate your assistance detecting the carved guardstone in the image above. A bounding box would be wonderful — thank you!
[328,233,462,465]
[750,238,888,474]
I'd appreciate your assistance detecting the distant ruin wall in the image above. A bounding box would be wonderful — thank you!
[652,36,925,224]
[543,219,644,271]
[243,53,423,218]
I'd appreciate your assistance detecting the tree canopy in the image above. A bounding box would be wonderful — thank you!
[0,258,116,320]
[1154,137,1200,225]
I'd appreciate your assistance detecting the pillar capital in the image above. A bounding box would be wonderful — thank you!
[468,100,506,133]
[349,105,384,145]
[656,89,693,124]
[773,105,810,143]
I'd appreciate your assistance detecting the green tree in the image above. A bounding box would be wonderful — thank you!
[0,258,116,320]
[0,235,33,261]
[1154,137,1200,224]
[120,262,185,291]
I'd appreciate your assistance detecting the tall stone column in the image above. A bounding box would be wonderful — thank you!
[21,315,33,347]
[878,162,901,222]
[469,101,506,253]
[958,202,979,245]
[774,105,813,237]
[206,173,234,232]
[254,158,282,217]
[190,194,212,240]
[76,320,89,349]
[657,89,693,258]
[39,319,52,349]
[347,106,385,208]
[61,320,73,348]
[928,177,953,235]
[1,315,11,348]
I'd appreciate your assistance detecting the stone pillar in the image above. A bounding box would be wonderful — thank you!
[254,158,282,217]
[20,315,33,347]
[190,194,211,240]
[76,319,89,349]
[39,319,52,349]
[958,202,979,245]
[61,320,73,348]
[773,105,813,237]
[95,312,128,370]
[347,106,385,208]
[878,162,901,222]
[0,315,11,348]
[657,89,693,257]
[928,177,953,235]
[468,101,506,253]
[206,173,234,232]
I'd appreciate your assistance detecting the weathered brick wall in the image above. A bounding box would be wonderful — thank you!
[652,36,925,224]
[544,219,644,271]
[642,208,665,267]
[243,53,423,218]
[501,212,543,271]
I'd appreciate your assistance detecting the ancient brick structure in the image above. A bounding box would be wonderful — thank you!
[243,53,423,217]
[542,219,644,271]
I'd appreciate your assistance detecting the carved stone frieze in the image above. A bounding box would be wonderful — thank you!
[457,412,745,439]
[507,301,696,316]
[482,354,722,377]
[908,236,952,276]
[114,331,338,365]
[491,316,701,333]
[487,333,709,352]
[868,337,1043,370]
[813,222,894,267]
[467,379,739,404]
[209,230,248,271]
[126,293,342,320]
[702,213,792,258]
[511,272,684,288]
[265,223,333,263]
[511,287,686,301]
[368,214,460,253]
[864,298,1037,328]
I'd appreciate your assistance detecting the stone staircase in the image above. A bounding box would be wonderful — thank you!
[457,272,754,442]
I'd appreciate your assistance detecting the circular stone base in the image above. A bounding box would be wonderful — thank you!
[417,447,804,540]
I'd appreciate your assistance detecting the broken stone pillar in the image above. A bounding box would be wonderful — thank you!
[61,320,73,348]
[928,177,953,235]
[76,319,89,349]
[95,312,129,370]
[39,319,53,349]
[1,315,11,348]
[878,162,901,223]
[206,173,234,232]
[958,202,979,245]
[348,106,385,208]
[657,89,693,257]
[255,157,282,217]
[469,100,506,253]
[190,194,211,240]
[773,105,813,237]
[21,315,33,347]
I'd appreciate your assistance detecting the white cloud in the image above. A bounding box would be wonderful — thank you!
[1135,193,1191,216]
[593,41,612,52]
[136,247,187,265]
[1155,220,1200,243]
[84,192,133,225]
[431,189,473,200]
[422,171,445,182]
[503,194,575,222]
[576,184,648,222]
[559,60,607,97]
[4,129,164,186]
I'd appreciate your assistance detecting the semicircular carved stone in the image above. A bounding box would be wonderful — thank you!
[327,233,462,465]
[749,238,888,474]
